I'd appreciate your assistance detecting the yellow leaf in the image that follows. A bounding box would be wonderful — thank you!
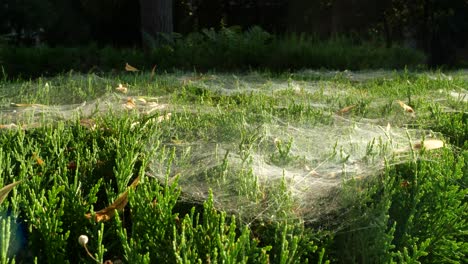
[0,123,19,129]
[412,139,444,151]
[397,100,415,113]
[156,113,171,123]
[85,177,140,222]
[336,104,356,115]
[125,63,139,72]
[171,139,185,145]
[123,97,136,110]
[10,103,46,108]
[32,152,44,166]
[115,83,128,94]
[137,98,147,104]
[0,180,22,204]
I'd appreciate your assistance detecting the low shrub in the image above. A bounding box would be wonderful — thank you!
[0,26,426,79]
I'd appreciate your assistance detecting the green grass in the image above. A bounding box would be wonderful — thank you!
[0,70,466,263]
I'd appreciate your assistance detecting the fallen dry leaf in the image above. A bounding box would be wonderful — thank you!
[80,119,97,130]
[181,75,213,85]
[0,123,19,129]
[125,63,139,72]
[67,161,77,171]
[170,139,185,145]
[397,100,415,113]
[412,139,444,151]
[115,84,128,94]
[400,180,410,188]
[0,180,22,204]
[32,152,44,166]
[150,65,157,81]
[394,139,445,154]
[336,105,356,115]
[137,98,147,104]
[156,113,171,123]
[10,103,46,108]
[85,177,140,222]
[144,102,166,115]
[130,121,140,130]
[123,97,136,110]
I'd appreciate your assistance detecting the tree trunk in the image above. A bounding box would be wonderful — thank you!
[422,0,430,54]
[139,0,173,48]
[331,0,342,35]
[382,14,392,48]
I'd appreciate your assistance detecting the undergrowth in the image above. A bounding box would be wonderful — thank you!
[0,26,426,79]
[0,70,466,263]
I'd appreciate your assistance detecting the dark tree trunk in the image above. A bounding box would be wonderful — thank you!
[382,14,392,48]
[331,0,342,35]
[422,0,431,54]
[139,0,173,48]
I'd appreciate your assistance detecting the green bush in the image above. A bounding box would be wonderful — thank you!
[0,27,426,79]
[328,147,467,263]
[0,115,329,263]
[390,148,467,263]
[0,70,466,263]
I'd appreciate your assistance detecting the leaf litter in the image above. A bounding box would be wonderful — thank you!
[85,176,140,222]
[0,180,23,205]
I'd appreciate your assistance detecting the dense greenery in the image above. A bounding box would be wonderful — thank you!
[0,27,426,79]
[2,0,467,66]
[1,2,465,263]
[0,70,466,263]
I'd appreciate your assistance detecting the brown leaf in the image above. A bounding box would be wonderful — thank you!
[397,100,415,113]
[181,75,208,85]
[125,63,139,72]
[0,180,22,204]
[89,192,129,222]
[128,176,140,188]
[336,104,356,115]
[123,97,136,110]
[67,161,77,171]
[32,152,44,166]
[400,180,410,188]
[85,177,140,222]
[80,119,97,130]
[150,65,157,81]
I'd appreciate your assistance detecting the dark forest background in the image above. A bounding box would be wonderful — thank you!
[1,0,468,67]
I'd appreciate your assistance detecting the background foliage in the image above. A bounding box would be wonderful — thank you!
[0,27,426,79]
[1,0,467,66]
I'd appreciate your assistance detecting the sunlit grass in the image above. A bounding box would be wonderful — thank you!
[0,70,466,263]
